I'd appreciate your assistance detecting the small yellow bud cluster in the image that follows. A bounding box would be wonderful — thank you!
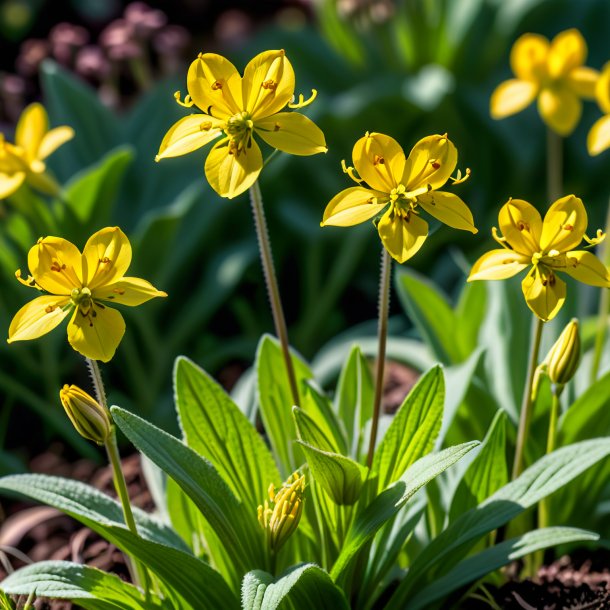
[59,384,112,445]
[257,472,305,553]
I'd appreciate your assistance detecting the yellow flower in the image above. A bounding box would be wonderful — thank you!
[468,196,609,321]
[587,61,610,156]
[156,49,327,199]
[0,103,74,199]
[59,384,112,445]
[321,132,476,263]
[490,29,598,136]
[8,227,167,362]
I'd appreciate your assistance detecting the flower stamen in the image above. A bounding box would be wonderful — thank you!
[288,89,318,109]
[174,91,194,108]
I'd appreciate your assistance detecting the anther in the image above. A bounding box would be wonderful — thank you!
[274,123,280,131]
[212,81,223,90]
[261,79,277,91]
[373,155,385,165]
[563,224,574,231]
[45,305,55,313]
[99,257,111,264]
[200,121,213,131]
[431,161,441,169]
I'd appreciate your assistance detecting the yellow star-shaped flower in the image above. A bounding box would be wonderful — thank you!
[490,29,598,136]
[321,132,476,263]
[8,227,167,362]
[468,196,609,321]
[587,61,610,156]
[156,49,327,199]
[0,103,74,199]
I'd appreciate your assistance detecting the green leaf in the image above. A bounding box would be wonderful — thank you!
[454,279,487,358]
[334,345,374,460]
[41,60,120,176]
[1,561,160,610]
[110,406,265,574]
[174,356,280,511]
[331,441,478,583]
[448,409,508,521]
[395,268,462,363]
[243,564,350,610]
[61,147,133,228]
[559,371,610,444]
[297,441,367,505]
[407,527,599,610]
[0,475,238,610]
[392,438,610,604]
[373,365,444,490]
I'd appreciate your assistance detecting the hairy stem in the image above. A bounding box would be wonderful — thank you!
[249,181,300,407]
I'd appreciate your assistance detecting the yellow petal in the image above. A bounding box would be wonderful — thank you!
[242,50,295,119]
[38,126,74,160]
[587,114,610,157]
[540,195,587,253]
[156,114,224,160]
[563,250,610,287]
[595,62,610,114]
[28,236,83,295]
[187,54,242,119]
[8,295,71,343]
[0,171,26,199]
[490,79,538,119]
[403,134,457,195]
[537,86,581,136]
[15,103,48,161]
[321,186,387,227]
[82,227,132,290]
[67,304,125,362]
[416,190,477,233]
[352,132,405,193]
[94,277,168,306]
[377,208,428,264]
[204,136,262,199]
[521,265,566,321]
[498,198,542,256]
[468,249,530,281]
[548,29,587,79]
[566,67,598,99]
[510,33,549,81]
[255,112,326,155]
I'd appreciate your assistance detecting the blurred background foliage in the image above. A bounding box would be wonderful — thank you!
[0,0,609,471]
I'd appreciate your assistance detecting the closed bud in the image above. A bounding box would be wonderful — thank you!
[257,472,305,553]
[59,384,112,445]
[545,318,581,388]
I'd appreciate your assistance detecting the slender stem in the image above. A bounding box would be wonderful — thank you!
[366,248,392,468]
[539,387,562,531]
[546,128,563,202]
[512,315,544,479]
[590,200,610,383]
[249,181,300,407]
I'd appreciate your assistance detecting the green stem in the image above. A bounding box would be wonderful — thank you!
[590,200,610,384]
[85,358,151,595]
[546,128,563,202]
[512,315,544,479]
[366,248,392,468]
[249,181,300,407]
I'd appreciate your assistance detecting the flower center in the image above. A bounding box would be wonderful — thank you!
[390,185,418,217]
[71,286,93,314]
[225,111,254,157]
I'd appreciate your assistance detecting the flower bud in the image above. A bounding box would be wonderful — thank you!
[59,384,112,445]
[545,318,581,388]
[257,472,305,553]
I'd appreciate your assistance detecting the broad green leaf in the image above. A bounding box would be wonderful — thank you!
[61,147,133,228]
[243,564,349,610]
[174,356,280,510]
[293,407,335,451]
[41,61,120,175]
[373,366,444,490]
[559,371,610,445]
[392,438,610,604]
[1,561,160,610]
[395,268,462,363]
[110,406,265,574]
[0,475,237,610]
[408,527,599,610]
[257,335,311,475]
[454,280,487,358]
[0,474,185,551]
[297,441,367,505]
[334,345,374,459]
[302,381,347,455]
[448,409,508,521]
[331,441,478,584]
